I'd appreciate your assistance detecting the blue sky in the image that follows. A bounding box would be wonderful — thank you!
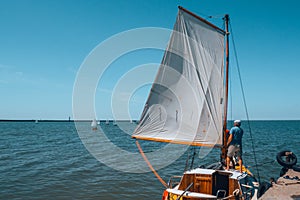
[0,0,300,120]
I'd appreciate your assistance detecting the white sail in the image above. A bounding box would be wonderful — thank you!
[132,8,225,147]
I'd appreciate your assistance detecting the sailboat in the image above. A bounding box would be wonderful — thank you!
[91,118,97,130]
[132,6,260,199]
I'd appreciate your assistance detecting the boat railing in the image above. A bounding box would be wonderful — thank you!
[176,182,193,200]
[238,175,257,199]
[167,175,182,188]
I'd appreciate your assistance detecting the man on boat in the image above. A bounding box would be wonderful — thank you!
[226,120,244,172]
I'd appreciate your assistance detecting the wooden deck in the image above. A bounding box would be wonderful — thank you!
[259,169,300,200]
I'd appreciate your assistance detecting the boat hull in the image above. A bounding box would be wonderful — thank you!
[163,168,259,200]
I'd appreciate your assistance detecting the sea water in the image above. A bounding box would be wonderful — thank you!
[1,121,300,199]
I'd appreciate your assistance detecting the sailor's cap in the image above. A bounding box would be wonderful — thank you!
[234,120,241,124]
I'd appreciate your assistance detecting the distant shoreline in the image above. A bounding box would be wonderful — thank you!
[0,119,298,122]
[0,119,139,122]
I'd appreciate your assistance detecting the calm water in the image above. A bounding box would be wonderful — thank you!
[1,121,300,199]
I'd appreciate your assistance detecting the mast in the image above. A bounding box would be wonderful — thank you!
[222,14,230,160]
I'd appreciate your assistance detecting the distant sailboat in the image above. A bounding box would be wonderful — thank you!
[35,120,38,124]
[113,120,117,126]
[91,118,97,130]
[105,119,109,125]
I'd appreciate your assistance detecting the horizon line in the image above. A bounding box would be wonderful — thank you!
[0,119,299,122]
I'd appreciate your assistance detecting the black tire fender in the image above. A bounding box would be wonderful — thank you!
[276,150,297,168]
[292,165,300,172]
[258,181,271,198]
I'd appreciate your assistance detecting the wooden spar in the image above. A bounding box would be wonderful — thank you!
[132,135,223,148]
[178,6,226,35]
[222,14,230,160]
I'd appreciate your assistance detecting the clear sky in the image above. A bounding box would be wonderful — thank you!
[1,0,300,120]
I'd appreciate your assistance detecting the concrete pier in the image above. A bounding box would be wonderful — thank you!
[259,169,300,200]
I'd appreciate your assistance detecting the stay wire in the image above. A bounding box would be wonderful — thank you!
[229,21,261,183]
[230,64,233,122]
[190,147,196,170]
[184,150,190,171]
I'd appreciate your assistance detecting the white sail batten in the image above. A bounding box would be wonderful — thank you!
[132,9,225,147]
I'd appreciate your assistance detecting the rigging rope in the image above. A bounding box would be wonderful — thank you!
[229,46,233,122]
[135,140,168,188]
[184,149,190,171]
[229,21,261,183]
[190,146,196,170]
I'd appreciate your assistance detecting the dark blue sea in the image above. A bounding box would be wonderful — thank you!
[1,120,300,199]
